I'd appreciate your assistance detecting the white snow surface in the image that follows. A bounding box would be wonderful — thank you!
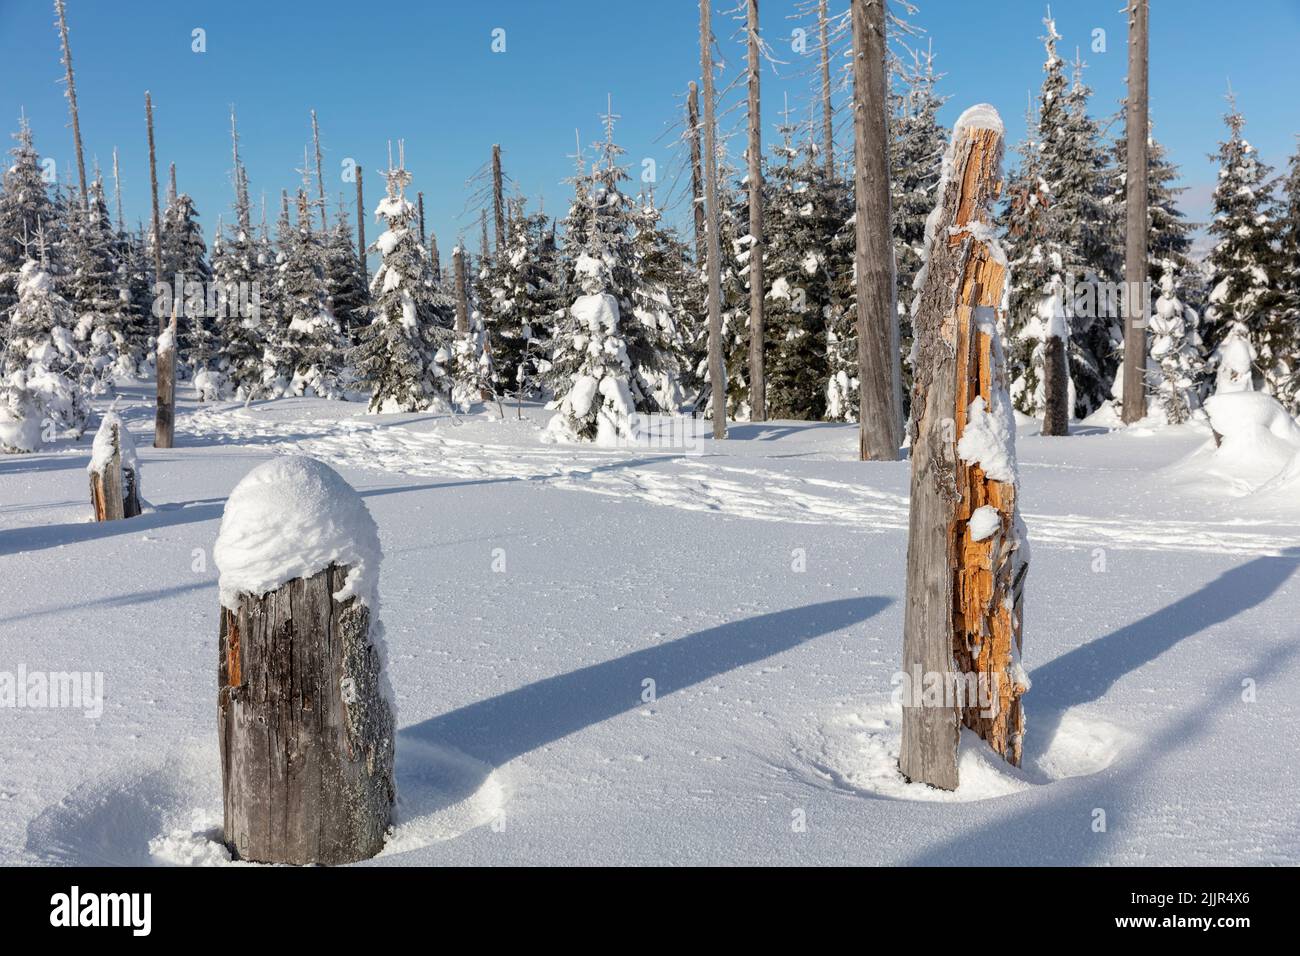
[4,385,1300,866]
[213,454,382,612]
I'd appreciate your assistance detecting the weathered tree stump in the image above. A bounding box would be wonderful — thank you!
[88,412,142,521]
[901,105,1030,791]
[216,457,394,865]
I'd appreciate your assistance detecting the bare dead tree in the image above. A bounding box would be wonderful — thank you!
[355,164,366,268]
[453,244,469,335]
[145,93,163,317]
[701,0,727,438]
[819,0,835,177]
[111,147,124,232]
[492,143,506,256]
[311,109,328,232]
[54,0,87,211]
[417,191,427,243]
[853,0,902,460]
[1121,0,1150,424]
[745,0,766,422]
[687,82,707,266]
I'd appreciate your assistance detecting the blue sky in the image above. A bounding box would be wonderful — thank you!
[2,0,1298,260]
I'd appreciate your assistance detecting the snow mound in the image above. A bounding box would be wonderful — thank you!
[798,702,1127,803]
[214,455,382,611]
[953,102,1004,138]
[1199,393,1300,490]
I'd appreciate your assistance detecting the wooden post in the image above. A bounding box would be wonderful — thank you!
[746,0,766,422]
[901,107,1029,790]
[1121,0,1149,424]
[492,144,506,257]
[852,0,902,461]
[154,306,176,449]
[88,414,142,521]
[217,459,395,865]
[355,164,366,269]
[687,82,707,268]
[818,0,834,179]
[700,0,726,439]
[453,245,469,335]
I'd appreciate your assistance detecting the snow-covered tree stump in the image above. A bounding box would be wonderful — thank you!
[88,411,142,520]
[901,105,1030,791]
[214,456,395,865]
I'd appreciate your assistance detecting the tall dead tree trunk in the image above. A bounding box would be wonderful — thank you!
[1121,0,1150,425]
[111,147,125,232]
[145,92,163,315]
[492,144,506,257]
[701,0,726,439]
[55,0,87,211]
[900,108,1029,791]
[818,0,834,179]
[1042,329,1070,436]
[355,164,366,269]
[687,82,707,268]
[311,109,328,232]
[746,0,766,422]
[453,244,469,335]
[417,191,426,244]
[853,0,902,461]
[154,306,176,449]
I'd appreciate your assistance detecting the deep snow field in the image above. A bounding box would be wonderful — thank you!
[2,384,1298,866]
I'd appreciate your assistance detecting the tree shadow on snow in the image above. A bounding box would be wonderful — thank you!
[401,596,891,770]
[903,548,1300,866]
[905,639,1299,866]
[1029,547,1300,746]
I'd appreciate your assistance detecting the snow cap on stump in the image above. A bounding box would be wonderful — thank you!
[87,409,140,480]
[215,455,381,612]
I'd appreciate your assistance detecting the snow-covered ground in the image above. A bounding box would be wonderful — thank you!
[2,385,1298,866]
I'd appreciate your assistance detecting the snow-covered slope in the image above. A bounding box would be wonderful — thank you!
[2,387,1298,865]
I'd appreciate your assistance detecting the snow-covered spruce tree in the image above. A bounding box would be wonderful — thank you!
[1001,17,1118,420]
[1268,137,1300,410]
[323,204,370,348]
[890,47,948,402]
[1203,97,1283,393]
[116,225,156,375]
[159,189,212,370]
[63,176,130,393]
[450,307,499,414]
[211,219,264,399]
[349,156,454,413]
[550,111,667,414]
[1210,320,1257,395]
[475,198,561,398]
[3,257,89,438]
[0,118,57,320]
[545,251,637,444]
[274,191,345,398]
[1148,259,1204,423]
[630,193,693,412]
[764,132,847,421]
